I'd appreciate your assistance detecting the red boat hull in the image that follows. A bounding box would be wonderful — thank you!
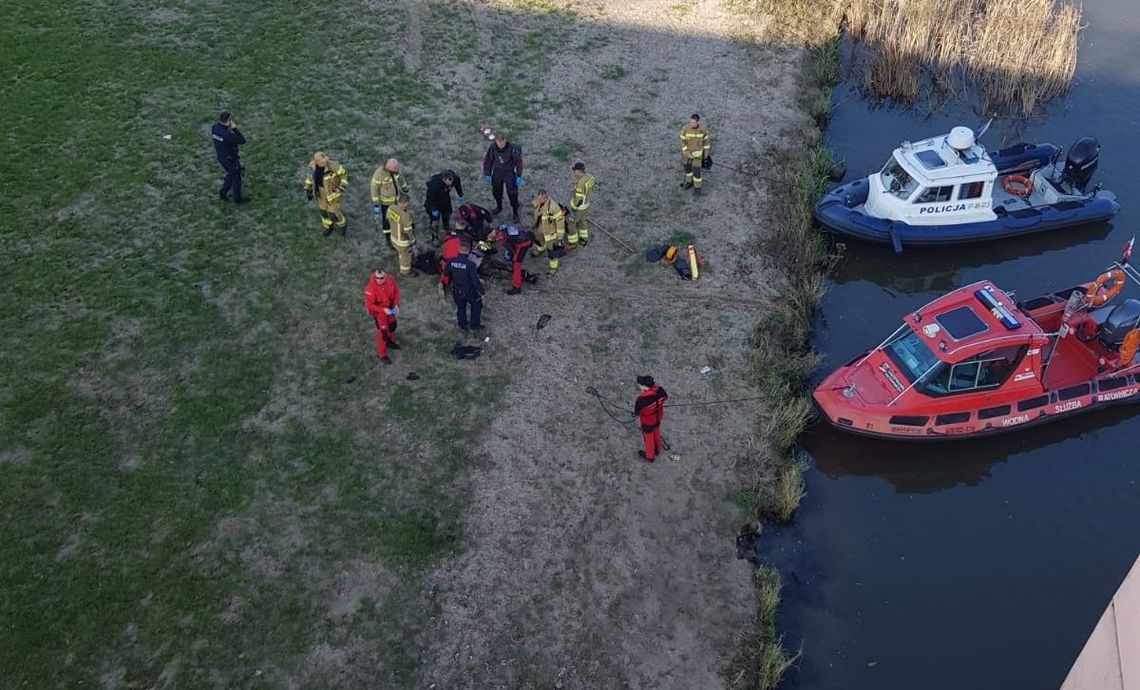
[813,279,1140,440]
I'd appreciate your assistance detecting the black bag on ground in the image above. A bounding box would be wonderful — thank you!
[645,244,669,263]
[412,251,440,274]
[674,257,692,280]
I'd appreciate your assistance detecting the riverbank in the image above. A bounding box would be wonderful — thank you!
[757,0,1140,683]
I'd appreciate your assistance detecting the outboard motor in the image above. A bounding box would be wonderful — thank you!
[1098,298,1140,350]
[1061,137,1100,193]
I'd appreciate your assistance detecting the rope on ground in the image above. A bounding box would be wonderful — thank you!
[586,386,636,424]
[585,218,637,254]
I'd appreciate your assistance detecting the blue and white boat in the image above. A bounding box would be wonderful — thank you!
[814,126,1120,252]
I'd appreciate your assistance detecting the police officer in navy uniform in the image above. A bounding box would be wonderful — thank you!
[445,242,485,332]
[211,111,247,203]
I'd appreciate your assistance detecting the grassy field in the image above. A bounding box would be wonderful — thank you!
[0,1,513,685]
[2,0,825,686]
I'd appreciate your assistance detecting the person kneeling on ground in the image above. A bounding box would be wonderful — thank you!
[363,269,400,364]
[439,217,474,292]
[633,375,668,462]
[456,201,496,240]
[488,224,534,295]
[445,241,485,332]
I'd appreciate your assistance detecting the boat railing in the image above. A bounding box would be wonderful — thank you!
[1115,261,1140,288]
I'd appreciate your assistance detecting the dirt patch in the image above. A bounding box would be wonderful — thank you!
[0,446,32,465]
[418,1,815,687]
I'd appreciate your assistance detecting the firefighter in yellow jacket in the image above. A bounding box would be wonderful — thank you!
[568,161,595,247]
[370,157,407,246]
[304,152,349,235]
[530,190,566,277]
[387,193,417,276]
[679,113,711,195]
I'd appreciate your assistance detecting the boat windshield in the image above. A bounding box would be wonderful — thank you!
[881,156,918,199]
[882,328,941,383]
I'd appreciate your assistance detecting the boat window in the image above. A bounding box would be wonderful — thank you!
[921,346,1027,396]
[883,329,941,384]
[889,415,929,427]
[936,306,988,340]
[1099,377,1130,391]
[915,186,954,203]
[881,158,918,199]
[1017,395,1049,411]
[978,404,1011,420]
[934,412,971,425]
[915,150,947,169]
[1059,383,1090,400]
[957,181,985,200]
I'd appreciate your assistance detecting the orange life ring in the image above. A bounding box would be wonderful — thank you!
[1001,174,1034,197]
[1122,330,1140,367]
[1085,268,1126,307]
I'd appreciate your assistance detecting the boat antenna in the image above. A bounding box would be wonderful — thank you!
[975,118,993,140]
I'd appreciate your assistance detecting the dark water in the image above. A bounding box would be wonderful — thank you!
[765,2,1140,688]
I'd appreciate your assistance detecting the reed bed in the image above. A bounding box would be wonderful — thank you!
[726,566,801,690]
[844,0,1082,116]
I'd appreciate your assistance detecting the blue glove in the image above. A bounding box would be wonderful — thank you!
[483,175,492,185]
[372,204,381,215]
[568,210,576,220]
[457,196,465,205]
[502,249,511,262]
[515,176,524,188]
[430,209,440,219]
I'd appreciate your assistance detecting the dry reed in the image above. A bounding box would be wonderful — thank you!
[844,0,1082,116]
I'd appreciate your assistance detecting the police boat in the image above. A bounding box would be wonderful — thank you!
[814,126,1120,252]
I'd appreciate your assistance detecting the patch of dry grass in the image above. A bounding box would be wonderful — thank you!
[741,0,1082,116]
[850,0,1081,115]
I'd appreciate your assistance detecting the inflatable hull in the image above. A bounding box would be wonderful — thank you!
[815,178,1120,248]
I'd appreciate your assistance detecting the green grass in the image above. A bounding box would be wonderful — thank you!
[601,65,627,80]
[726,565,799,689]
[548,140,580,161]
[0,0,559,685]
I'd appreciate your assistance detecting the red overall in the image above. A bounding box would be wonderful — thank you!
[363,272,400,357]
[634,384,668,461]
[439,231,472,287]
[502,229,534,290]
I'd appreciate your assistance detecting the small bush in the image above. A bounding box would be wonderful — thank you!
[767,455,807,523]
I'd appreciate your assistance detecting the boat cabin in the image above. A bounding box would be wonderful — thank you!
[876,281,1052,402]
[864,127,1000,226]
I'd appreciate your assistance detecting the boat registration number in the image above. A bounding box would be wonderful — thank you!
[917,201,991,215]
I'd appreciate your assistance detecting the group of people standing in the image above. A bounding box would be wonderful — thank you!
[211,111,712,462]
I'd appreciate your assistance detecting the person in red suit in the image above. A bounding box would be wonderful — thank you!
[363,269,400,364]
[439,216,474,289]
[633,375,668,462]
[488,224,534,295]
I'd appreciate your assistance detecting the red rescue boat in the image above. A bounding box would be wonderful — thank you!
[814,252,1140,440]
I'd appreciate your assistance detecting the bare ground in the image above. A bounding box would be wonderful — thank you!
[409,1,816,687]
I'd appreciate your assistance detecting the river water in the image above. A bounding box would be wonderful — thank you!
[765,2,1140,688]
